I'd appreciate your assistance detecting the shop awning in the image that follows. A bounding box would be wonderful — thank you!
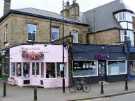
[72,44,126,61]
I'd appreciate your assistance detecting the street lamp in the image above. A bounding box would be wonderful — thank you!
[62,42,66,93]
[1,50,7,97]
[124,34,130,91]
[61,0,66,93]
[1,50,6,76]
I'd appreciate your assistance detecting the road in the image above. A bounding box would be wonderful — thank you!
[83,93,135,101]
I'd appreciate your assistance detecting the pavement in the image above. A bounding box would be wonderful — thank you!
[0,80,135,101]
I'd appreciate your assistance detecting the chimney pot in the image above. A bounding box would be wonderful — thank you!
[4,0,11,15]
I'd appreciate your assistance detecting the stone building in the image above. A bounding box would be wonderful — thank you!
[0,0,89,48]
[82,0,135,46]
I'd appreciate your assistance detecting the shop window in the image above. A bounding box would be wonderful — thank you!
[32,62,39,75]
[27,24,37,41]
[11,63,15,76]
[36,63,39,75]
[46,63,55,78]
[57,63,64,77]
[41,62,44,78]
[73,61,97,77]
[107,61,126,75]
[128,61,135,76]
[23,63,30,77]
[16,63,21,76]
[51,27,60,41]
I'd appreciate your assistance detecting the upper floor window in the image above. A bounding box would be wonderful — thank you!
[51,27,60,41]
[120,30,134,46]
[71,31,78,43]
[115,12,133,22]
[27,24,37,41]
[119,22,133,30]
[4,24,8,43]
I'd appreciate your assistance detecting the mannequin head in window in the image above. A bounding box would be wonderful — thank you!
[23,63,29,77]
[16,63,21,76]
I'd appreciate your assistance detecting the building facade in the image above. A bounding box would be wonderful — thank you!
[1,0,135,86]
[0,0,89,48]
[71,44,127,82]
[82,0,135,46]
[9,44,69,88]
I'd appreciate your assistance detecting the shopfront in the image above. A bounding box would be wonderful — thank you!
[128,52,135,80]
[72,44,127,82]
[8,44,69,88]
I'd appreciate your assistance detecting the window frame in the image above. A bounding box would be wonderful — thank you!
[70,30,79,43]
[51,26,60,41]
[107,60,127,76]
[73,61,98,77]
[27,23,37,42]
[4,24,8,43]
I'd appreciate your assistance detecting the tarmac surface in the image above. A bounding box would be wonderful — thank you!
[0,80,135,101]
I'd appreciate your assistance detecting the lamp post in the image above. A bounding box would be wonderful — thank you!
[1,50,7,97]
[124,35,130,91]
[100,66,104,94]
[62,0,66,93]
[62,42,65,93]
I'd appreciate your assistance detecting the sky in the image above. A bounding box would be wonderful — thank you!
[0,0,135,17]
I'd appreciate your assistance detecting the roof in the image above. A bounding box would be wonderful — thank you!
[15,8,63,20]
[81,0,134,32]
[72,43,126,61]
[0,8,88,26]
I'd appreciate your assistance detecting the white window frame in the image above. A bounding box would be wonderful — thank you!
[107,60,127,76]
[71,30,79,43]
[51,27,60,41]
[27,23,37,41]
[73,60,98,78]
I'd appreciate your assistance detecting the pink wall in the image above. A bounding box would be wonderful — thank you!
[10,44,68,63]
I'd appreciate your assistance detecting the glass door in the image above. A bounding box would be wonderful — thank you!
[98,60,107,80]
[31,62,41,85]
[32,62,40,77]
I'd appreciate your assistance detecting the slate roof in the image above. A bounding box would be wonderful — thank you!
[81,0,134,32]
[15,8,63,20]
[0,8,88,26]
[72,43,126,61]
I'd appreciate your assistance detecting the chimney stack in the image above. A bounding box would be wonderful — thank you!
[4,0,11,15]
[60,0,80,20]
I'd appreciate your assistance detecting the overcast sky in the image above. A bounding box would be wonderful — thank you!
[0,0,135,17]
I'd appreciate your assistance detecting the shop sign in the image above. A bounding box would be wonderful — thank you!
[22,50,44,60]
[95,53,109,60]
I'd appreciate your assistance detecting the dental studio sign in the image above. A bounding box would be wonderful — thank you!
[95,53,109,60]
[22,47,44,60]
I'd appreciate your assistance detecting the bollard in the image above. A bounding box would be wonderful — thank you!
[3,81,6,97]
[62,77,65,93]
[125,79,128,91]
[34,86,37,101]
[100,81,104,94]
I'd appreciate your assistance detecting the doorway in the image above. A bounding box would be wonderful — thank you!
[98,60,107,80]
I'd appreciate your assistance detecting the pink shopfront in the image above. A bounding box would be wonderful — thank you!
[8,44,69,88]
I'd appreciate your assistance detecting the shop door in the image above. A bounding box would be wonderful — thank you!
[31,62,41,85]
[98,60,107,80]
[32,62,40,77]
